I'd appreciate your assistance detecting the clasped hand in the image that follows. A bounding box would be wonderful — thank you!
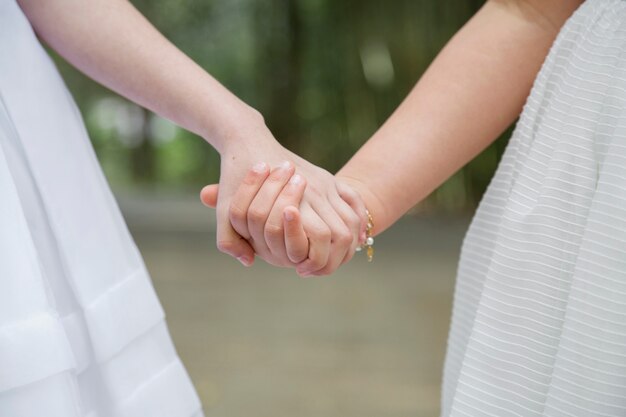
[201,154,366,277]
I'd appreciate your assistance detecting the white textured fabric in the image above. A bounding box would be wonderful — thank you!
[0,1,203,416]
[442,1,626,416]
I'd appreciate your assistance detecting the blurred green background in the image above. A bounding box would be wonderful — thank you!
[50,1,515,415]
[54,0,510,212]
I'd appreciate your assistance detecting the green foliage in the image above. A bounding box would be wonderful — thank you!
[56,0,510,210]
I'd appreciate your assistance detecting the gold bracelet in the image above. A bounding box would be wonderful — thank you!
[356,209,374,262]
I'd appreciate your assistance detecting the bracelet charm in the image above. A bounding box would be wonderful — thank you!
[356,209,375,262]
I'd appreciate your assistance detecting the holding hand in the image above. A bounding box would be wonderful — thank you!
[202,161,367,276]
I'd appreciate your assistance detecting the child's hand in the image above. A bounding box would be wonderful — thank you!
[200,163,367,276]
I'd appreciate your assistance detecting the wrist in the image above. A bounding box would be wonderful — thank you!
[335,173,388,236]
[202,104,272,155]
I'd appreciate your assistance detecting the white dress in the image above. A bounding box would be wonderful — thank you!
[0,1,203,416]
[442,0,626,416]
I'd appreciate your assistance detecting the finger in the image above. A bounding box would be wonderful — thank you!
[300,202,352,277]
[228,162,270,239]
[264,173,307,262]
[247,161,294,253]
[216,205,256,267]
[200,184,219,208]
[336,181,368,244]
[329,194,361,265]
[296,204,331,276]
[283,205,309,264]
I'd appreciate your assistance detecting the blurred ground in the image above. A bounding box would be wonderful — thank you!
[118,191,471,417]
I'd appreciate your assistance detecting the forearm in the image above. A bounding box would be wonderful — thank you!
[337,0,582,234]
[18,0,260,153]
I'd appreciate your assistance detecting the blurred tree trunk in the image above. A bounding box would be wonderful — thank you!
[255,0,302,154]
[131,108,155,184]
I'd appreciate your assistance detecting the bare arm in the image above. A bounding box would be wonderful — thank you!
[18,0,364,267]
[197,0,583,274]
[337,0,583,234]
[18,0,259,153]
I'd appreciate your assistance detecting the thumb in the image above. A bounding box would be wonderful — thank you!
[216,218,256,267]
[212,183,255,266]
[200,184,219,208]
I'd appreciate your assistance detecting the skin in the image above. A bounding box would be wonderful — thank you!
[200,0,584,275]
[201,164,365,276]
[17,0,364,268]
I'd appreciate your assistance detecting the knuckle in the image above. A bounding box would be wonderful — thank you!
[347,212,361,228]
[247,207,267,224]
[228,204,246,222]
[341,185,360,202]
[344,188,359,201]
[311,264,332,276]
[264,223,283,239]
[243,172,261,186]
[315,268,331,277]
[291,253,308,264]
[289,247,308,261]
[308,257,325,271]
[334,227,353,246]
[281,185,298,198]
[216,239,237,255]
[267,169,288,183]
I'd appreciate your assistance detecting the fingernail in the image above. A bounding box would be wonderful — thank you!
[284,210,295,222]
[252,162,267,173]
[238,256,252,266]
[289,174,302,186]
[279,160,291,170]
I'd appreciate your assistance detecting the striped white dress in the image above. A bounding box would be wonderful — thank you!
[442,1,626,416]
[0,1,202,416]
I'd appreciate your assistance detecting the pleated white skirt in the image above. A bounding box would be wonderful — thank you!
[0,1,202,416]
[443,0,626,416]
